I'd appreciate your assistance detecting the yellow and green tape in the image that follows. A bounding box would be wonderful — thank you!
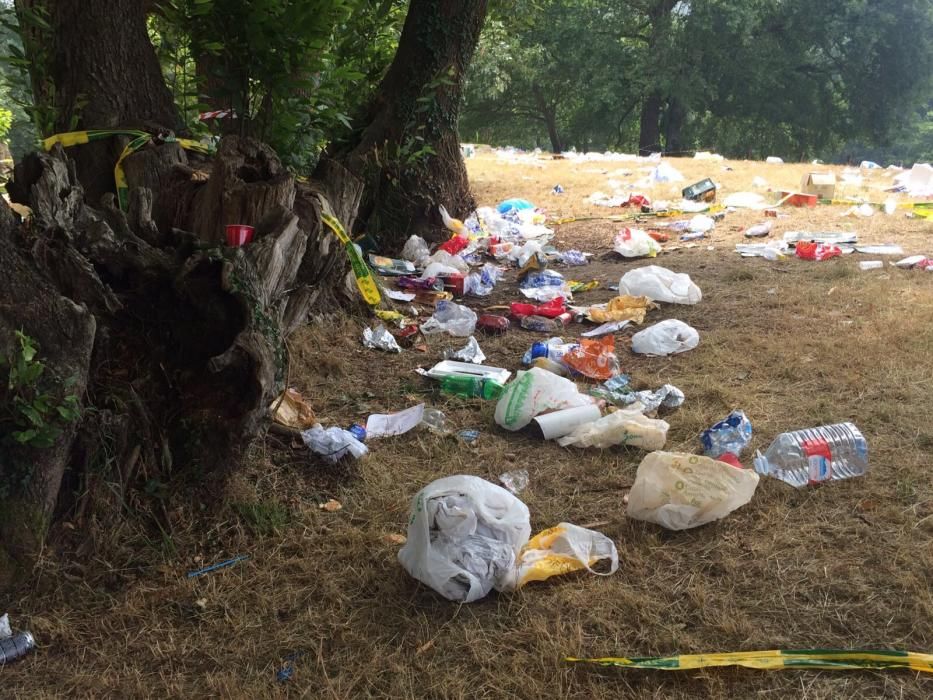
[43,129,213,210]
[567,648,933,673]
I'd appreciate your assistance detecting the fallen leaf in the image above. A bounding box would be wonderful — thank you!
[383,534,407,545]
[319,499,342,512]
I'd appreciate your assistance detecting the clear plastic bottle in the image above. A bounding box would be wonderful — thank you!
[753,423,867,487]
[421,407,450,434]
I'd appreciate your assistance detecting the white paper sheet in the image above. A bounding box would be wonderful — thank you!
[365,403,425,439]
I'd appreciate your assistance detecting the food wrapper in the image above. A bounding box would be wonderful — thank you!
[587,295,656,324]
[563,335,620,381]
[269,388,316,429]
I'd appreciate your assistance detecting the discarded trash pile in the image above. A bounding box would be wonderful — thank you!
[255,193,882,609]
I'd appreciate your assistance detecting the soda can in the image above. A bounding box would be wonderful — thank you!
[0,631,36,665]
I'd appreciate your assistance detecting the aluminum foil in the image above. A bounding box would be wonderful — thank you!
[443,336,486,364]
[362,323,402,353]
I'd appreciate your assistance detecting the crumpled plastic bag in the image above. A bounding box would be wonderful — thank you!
[557,407,669,450]
[626,451,760,530]
[301,424,369,463]
[494,367,594,431]
[465,263,501,297]
[618,266,702,305]
[631,319,699,355]
[613,228,661,258]
[421,301,478,337]
[398,475,617,602]
[629,384,685,414]
[443,336,486,364]
[425,250,469,274]
[362,323,402,352]
[795,242,842,261]
[587,295,655,324]
[562,335,620,380]
[701,410,752,458]
[401,234,430,264]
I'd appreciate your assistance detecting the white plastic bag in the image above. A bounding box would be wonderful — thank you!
[420,301,477,337]
[401,235,430,264]
[398,476,619,602]
[613,228,661,258]
[301,424,368,463]
[494,367,594,431]
[425,250,469,274]
[557,408,669,450]
[688,214,714,233]
[626,452,760,530]
[398,475,531,602]
[618,265,702,305]
[631,319,699,355]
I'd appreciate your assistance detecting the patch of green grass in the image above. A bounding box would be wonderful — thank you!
[231,500,291,536]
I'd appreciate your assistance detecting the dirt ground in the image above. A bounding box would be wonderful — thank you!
[3,152,933,698]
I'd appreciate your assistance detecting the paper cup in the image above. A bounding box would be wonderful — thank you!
[533,404,602,440]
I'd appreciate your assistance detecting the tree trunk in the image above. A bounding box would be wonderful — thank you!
[331,0,488,250]
[664,97,686,154]
[533,85,562,153]
[638,93,663,156]
[15,0,181,202]
[0,137,359,589]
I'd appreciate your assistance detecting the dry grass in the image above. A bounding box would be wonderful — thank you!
[4,153,933,698]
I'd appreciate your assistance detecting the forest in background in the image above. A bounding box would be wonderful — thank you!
[1,0,931,167]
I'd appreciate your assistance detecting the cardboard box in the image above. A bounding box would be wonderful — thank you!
[779,191,818,207]
[800,172,836,200]
[682,178,717,202]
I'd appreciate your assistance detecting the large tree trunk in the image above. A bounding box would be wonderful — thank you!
[664,96,686,153]
[638,93,663,156]
[533,85,562,153]
[14,0,181,202]
[0,138,359,589]
[331,0,488,250]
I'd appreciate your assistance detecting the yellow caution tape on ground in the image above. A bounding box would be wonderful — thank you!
[320,212,381,306]
[566,649,933,673]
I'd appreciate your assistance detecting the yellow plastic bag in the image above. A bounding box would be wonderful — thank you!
[515,522,619,588]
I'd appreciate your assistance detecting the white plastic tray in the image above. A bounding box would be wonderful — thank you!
[424,361,511,384]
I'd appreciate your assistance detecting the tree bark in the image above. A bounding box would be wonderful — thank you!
[0,137,358,589]
[663,96,686,153]
[638,92,663,156]
[331,0,488,250]
[15,0,181,203]
[533,85,562,153]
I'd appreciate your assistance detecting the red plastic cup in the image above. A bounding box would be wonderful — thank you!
[225,224,255,247]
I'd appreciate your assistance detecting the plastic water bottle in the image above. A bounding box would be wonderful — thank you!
[440,375,504,400]
[753,423,867,487]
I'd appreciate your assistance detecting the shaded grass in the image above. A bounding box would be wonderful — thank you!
[2,154,933,698]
